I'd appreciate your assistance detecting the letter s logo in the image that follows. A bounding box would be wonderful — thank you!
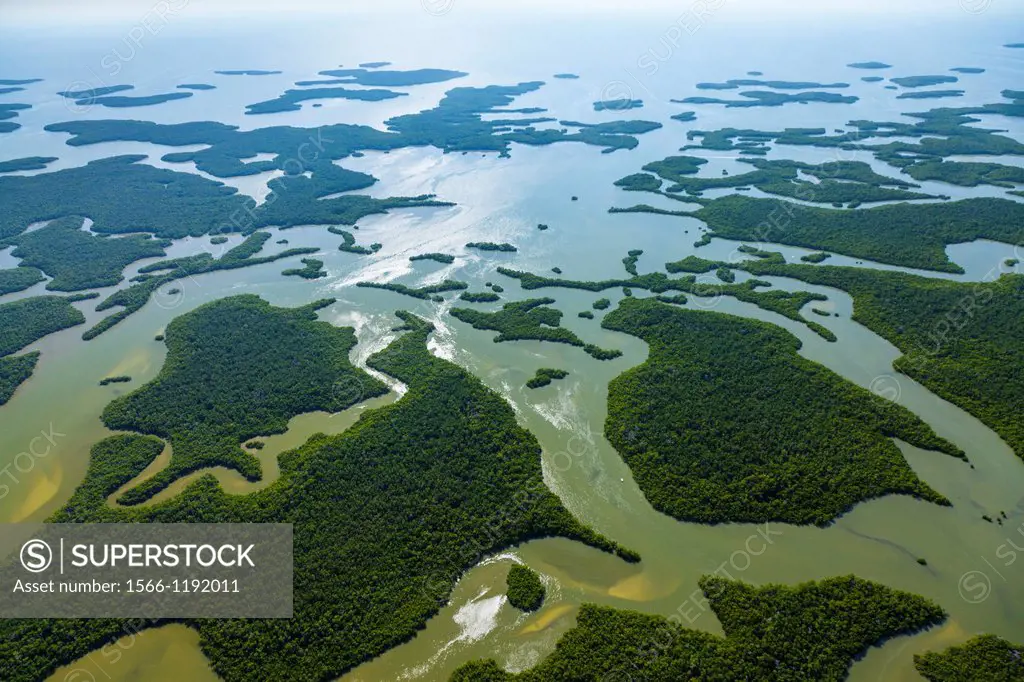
[20,539,52,573]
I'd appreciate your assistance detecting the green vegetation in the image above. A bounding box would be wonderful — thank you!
[84,232,318,339]
[897,90,964,100]
[623,249,643,275]
[904,160,1024,187]
[594,99,643,111]
[450,298,622,360]
[0,352,38,405]
[585,345,623,360]
[245,87,404,115]
[71,92,193,108]
[537,223,548,230]
[863,76,885,82]
[696,79,849,90]
[302,67,466,87]
[0,102,30,133]
[0,156,56,172]
[737,244,782,259]
[255,166,448,231]
[1006,258,1019,267]
[600,297,960,525]
[553,73,579,79]
[621,156,930,204]
[1,295,87,358]
[680,127,826,155]
[330,227,380,255]
[178,83,216,90]
[849,61,892,68]
[496,266,835,341]
[677,91,857,108]
[0,309,636,681]
[914,635,1024,681]
[505,565,545,611]
[467,242,517,252]
[410,252,455,264]
[592,298,611,310]
[639,154,708,182]
[451,575,945,681]
[210,235,229,244]
[801,252,831,263]
[692,232,713,247]
[671,111,697,122]
[98,375,131,386]
[45,81,660,174]
[57,85,133,98]
[545,119,662,155]
[666,255,718,273]
[102,295,389,504]
[715,267,735,283]
[525,368,569,389]
[578,310,594,319]
[7,216,170,291]
[730,261,1024,461]
[55,85,192,108]
[679,97,1024,163]
[0,153,448,243]
[687,195,1024,272]
[764,180,932,203]
[282,258,327,279]
[891,75,958,88]
[357,279,467,301]
[614,173,663,192]
[0,266,44,294]
[459,291,500,302]
[0,295,86,405]
[0,155,253,240]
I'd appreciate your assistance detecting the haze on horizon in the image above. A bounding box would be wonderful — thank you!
[1,0,1019,27]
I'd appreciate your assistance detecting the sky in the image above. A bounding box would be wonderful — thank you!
[1,0,1020,26]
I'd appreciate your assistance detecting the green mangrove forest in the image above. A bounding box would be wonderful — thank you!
[600,297,961,525]
[0,306,636,681]
[450,298,622,360]
[526,367,569,389]
[505,565,545,611]
[914,635,1024,682]
[452,575,946,681]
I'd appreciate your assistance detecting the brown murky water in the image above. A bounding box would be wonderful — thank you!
[15,188,1023,682]
[0,16,1020,681]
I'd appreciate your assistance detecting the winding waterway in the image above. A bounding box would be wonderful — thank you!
[0,9,1021,682]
